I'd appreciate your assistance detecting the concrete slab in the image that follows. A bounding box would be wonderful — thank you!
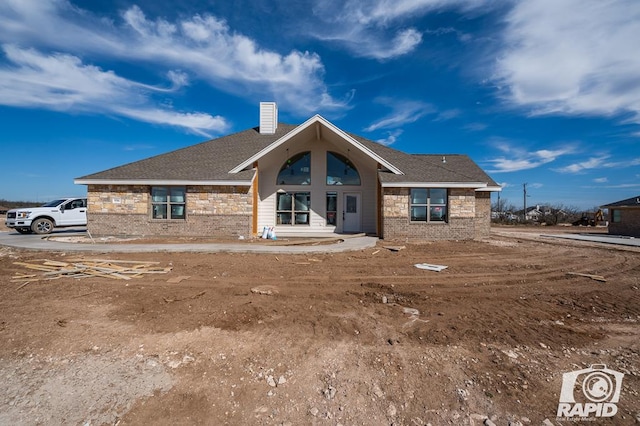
[542,233,640,247]
[0,231,378,253]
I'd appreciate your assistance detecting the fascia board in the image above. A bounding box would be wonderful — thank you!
[74,179,253,186]
[381,182,488,189]
[229,115,404,175]
[476,186,502,192]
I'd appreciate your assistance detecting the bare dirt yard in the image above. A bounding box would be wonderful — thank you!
[1,226,639,425]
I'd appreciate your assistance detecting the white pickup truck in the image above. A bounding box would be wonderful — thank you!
[5,198,87,234]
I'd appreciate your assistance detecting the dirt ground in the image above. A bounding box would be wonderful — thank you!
[1,226,639,425]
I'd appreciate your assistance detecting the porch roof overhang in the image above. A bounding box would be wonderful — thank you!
[229,115,404,175]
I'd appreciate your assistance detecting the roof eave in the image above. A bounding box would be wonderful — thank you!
[476,186,502,192]
[380,182,489,189]
[74,179,253,186]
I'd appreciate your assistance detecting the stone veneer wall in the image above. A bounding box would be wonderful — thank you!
[608,208,640,237]
[382,187,485,240]
[87,184,252,237]
[474,192,492,239]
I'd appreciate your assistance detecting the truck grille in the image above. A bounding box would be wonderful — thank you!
[7,212,16,219]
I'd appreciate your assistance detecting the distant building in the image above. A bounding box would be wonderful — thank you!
[601,195,640,237]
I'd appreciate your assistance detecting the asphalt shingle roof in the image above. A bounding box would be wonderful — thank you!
[601,195,640,208]
[78,122,498,187]
[77,124,297,182]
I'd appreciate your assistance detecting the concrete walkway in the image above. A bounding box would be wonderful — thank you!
[0,230,379,254]
[542,233,640,247]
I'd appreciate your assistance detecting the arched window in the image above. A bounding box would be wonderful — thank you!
[277,151,311,185]
[326,151,360,185]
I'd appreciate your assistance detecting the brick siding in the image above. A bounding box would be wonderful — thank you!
[87,184,252,237]
[608,208,640,237]
[382,187,488,241]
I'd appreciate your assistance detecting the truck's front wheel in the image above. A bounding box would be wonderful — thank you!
[32,218,54,234]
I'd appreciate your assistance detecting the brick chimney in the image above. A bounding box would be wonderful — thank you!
[259,102,278,135]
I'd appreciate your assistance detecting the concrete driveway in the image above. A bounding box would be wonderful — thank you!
[0,229,378,254]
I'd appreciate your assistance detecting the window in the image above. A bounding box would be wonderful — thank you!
[64,199,86,210]
[326,152,360,185]
[612,209,621,223]
[326,192,337,225]
[277,152,311,185]
[152,187,186,219]
[276,192,310,225]
[410,188,447,222]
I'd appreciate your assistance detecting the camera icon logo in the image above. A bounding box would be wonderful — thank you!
[557,364,624,418]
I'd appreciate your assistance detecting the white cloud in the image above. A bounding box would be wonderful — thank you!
[496,0,640,124]
[464,122,488,131]
[320,0,478,26]
[0,0,348,116]
[309,0,491,60]
[593,177,608,183]
[555,155,640,173]
[376,129,404,146]
[554,156,609,173]
[434,109,462,121]
[486,142,573,173]
[364,98,435,132]
[0,45,228,136]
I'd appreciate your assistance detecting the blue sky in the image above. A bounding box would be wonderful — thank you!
[1,0,639,210]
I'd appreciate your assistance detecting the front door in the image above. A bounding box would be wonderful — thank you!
[343,192,361,233]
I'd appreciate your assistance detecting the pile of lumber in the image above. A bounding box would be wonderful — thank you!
[12,258,172,282]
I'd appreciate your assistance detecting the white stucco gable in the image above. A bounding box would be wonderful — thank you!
[229,115,404,175]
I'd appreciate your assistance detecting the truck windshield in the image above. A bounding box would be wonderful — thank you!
[41,199,66,207]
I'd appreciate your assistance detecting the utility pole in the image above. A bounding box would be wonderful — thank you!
[522,183,528,222]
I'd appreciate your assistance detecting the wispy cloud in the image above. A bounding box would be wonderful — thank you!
[434,109,461,121]
[486,141,574,173]
[364,98,435,132]
[464,122,488,132]
[376,129,404,146]
[0,45,228,136]
[309,0,489,60]
[554,156,610,173]
[495,0,640,124]
[593,177,608,183]
[0,0,349,121]
[555,155,640,173]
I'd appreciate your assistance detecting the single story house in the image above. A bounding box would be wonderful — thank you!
[75,103,500,240]
[601,195,640,237]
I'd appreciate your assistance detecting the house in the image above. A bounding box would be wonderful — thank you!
[601,195,640,237]
[75,103,500,240]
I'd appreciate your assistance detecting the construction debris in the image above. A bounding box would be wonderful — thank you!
[566,272,606,282]
[11,259,172,282]
[414,263,448,272]
[383,245,406,252]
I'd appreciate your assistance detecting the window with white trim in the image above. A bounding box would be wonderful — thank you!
[151,186,186,220]
[410,188,447,222]
[276,192,310,225]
